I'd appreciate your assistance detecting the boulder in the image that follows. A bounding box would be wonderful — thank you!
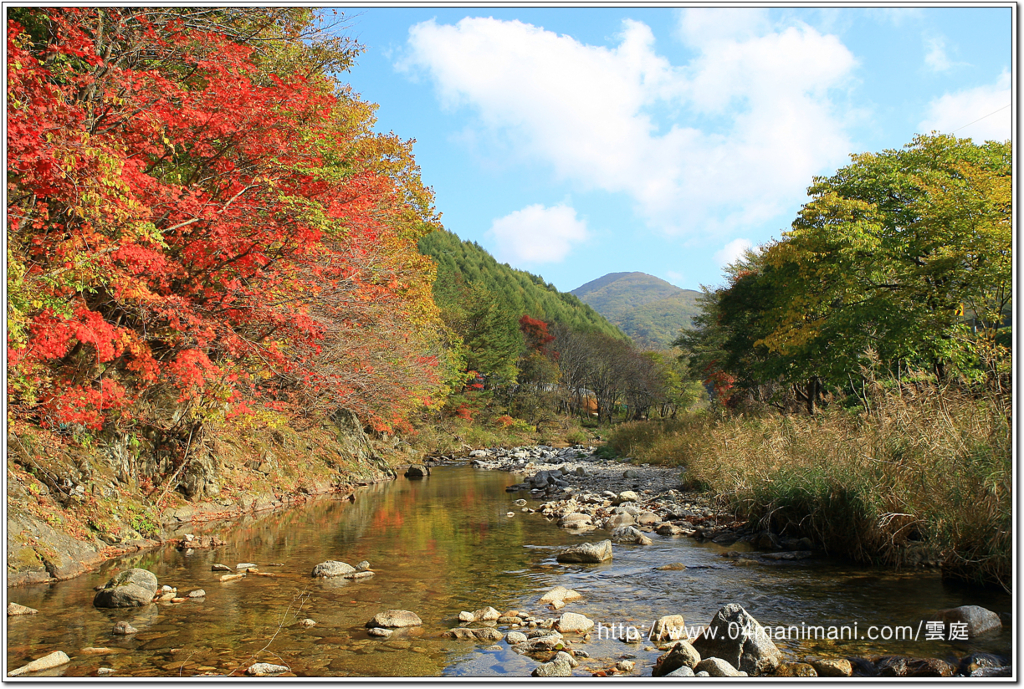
[938,605,1002,638]
[93,568,158,608]
[691,604,781,676]
[112,621,138,635]
[404,464,429,479]
[807,657,852,677]
[559,513,593,529]
[958,652,1008,676]
[246,663,289,676]
[554,612,594,634]
[538,586,582,605]
[9,651,71,676]
[652,639,701,676]
[556,540,613,564]
[650,615,687,643]
[311,561,356,578]
[610,526,652,545]
[532,652,575,677]
[8,603,38,616]
[443,627,504,642]
[694,657,742,677]
[637,512,661,526]
[775,663,817,677]
[906,658,956,677]
[366,610,422,628]
[472,606,501,622]
[604,513,636,529]
[506,631,528,645]
[657,524,686,536]
[665,665,695,677]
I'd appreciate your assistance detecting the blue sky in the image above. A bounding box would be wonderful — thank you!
[328,6,1012,293]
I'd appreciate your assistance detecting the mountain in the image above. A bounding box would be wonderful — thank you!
[418,230,626,339]
[571,272,701,349]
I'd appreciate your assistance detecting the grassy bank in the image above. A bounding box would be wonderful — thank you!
[602,383,1011,590]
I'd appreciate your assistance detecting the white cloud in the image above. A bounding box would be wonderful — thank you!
[876,8,924,27]
[487,204,588,264]
[714,238,754,267]
[919,71,1011,143]
[924,37,952,71]
[401,14,857,238]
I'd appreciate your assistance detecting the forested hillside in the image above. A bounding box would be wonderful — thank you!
[572,272,701,349]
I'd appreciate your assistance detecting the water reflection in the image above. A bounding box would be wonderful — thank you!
[6,466,1012,676]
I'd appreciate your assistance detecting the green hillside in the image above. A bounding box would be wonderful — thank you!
[419,230,626,339]
[572,272,701,349]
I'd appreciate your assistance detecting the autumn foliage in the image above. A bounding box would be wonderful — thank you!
[7,8,455,433]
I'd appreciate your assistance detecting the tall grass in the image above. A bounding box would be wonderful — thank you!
[605,383,1011,590]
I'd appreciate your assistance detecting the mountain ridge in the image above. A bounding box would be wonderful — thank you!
[571,271,702,349]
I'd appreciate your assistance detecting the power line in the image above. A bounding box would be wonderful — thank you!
[951,104,1011,134]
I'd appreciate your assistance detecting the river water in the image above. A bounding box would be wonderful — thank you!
[6,465,1012,677]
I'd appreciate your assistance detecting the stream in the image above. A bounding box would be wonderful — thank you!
[6,465,1013,677]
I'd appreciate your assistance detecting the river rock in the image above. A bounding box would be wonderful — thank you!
[9,651,71,676]
[472,606,501,621]
[554,612,594,634]
[958,652,1008,676]
[93,568,158,608]
[653,639,701,676]
[246,663,289,676]
[665,665,695,677]
[657,524,686,536]
[343,571,374,580]
[538,586,582,605]
[637,512,661,526]
[506,631,528,645]
[807,657,852,677]
[8,602,38,616]
[444,627,504,642]
[605,513,636,529]
[187,589,206,598]
[355,560,371,571]
[458,611,476,623]
[367,627,392,638]
[405,464,429,479]
[532,651,574,677]
[775,662,817,677]
[906,657,956,677]
[610,526,652,545]
[556,540,612,564]
[691,604,781,676]
[366,610,422,628]
[211,564,231,572]
[694,657,743,677]
[513,634,564,654]
[235,562,257,570]
[972,667,1012,677]
[559,513,593,529]
[112,621,138,635]
[311,560,356,578]
[617,490,639,503]
[938,605,1002,638]
[650,615,687,643]
[298,618,317,628]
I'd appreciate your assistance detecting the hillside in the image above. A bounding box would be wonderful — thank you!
[418,230,626,339]
[572,272,701,349]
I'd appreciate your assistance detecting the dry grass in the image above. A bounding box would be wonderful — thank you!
[606,383,1012,590]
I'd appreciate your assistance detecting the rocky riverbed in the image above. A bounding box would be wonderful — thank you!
[6,448,1013,678]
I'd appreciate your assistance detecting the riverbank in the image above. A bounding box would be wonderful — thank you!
[6,413,401,588]
[596,384,1012,591]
